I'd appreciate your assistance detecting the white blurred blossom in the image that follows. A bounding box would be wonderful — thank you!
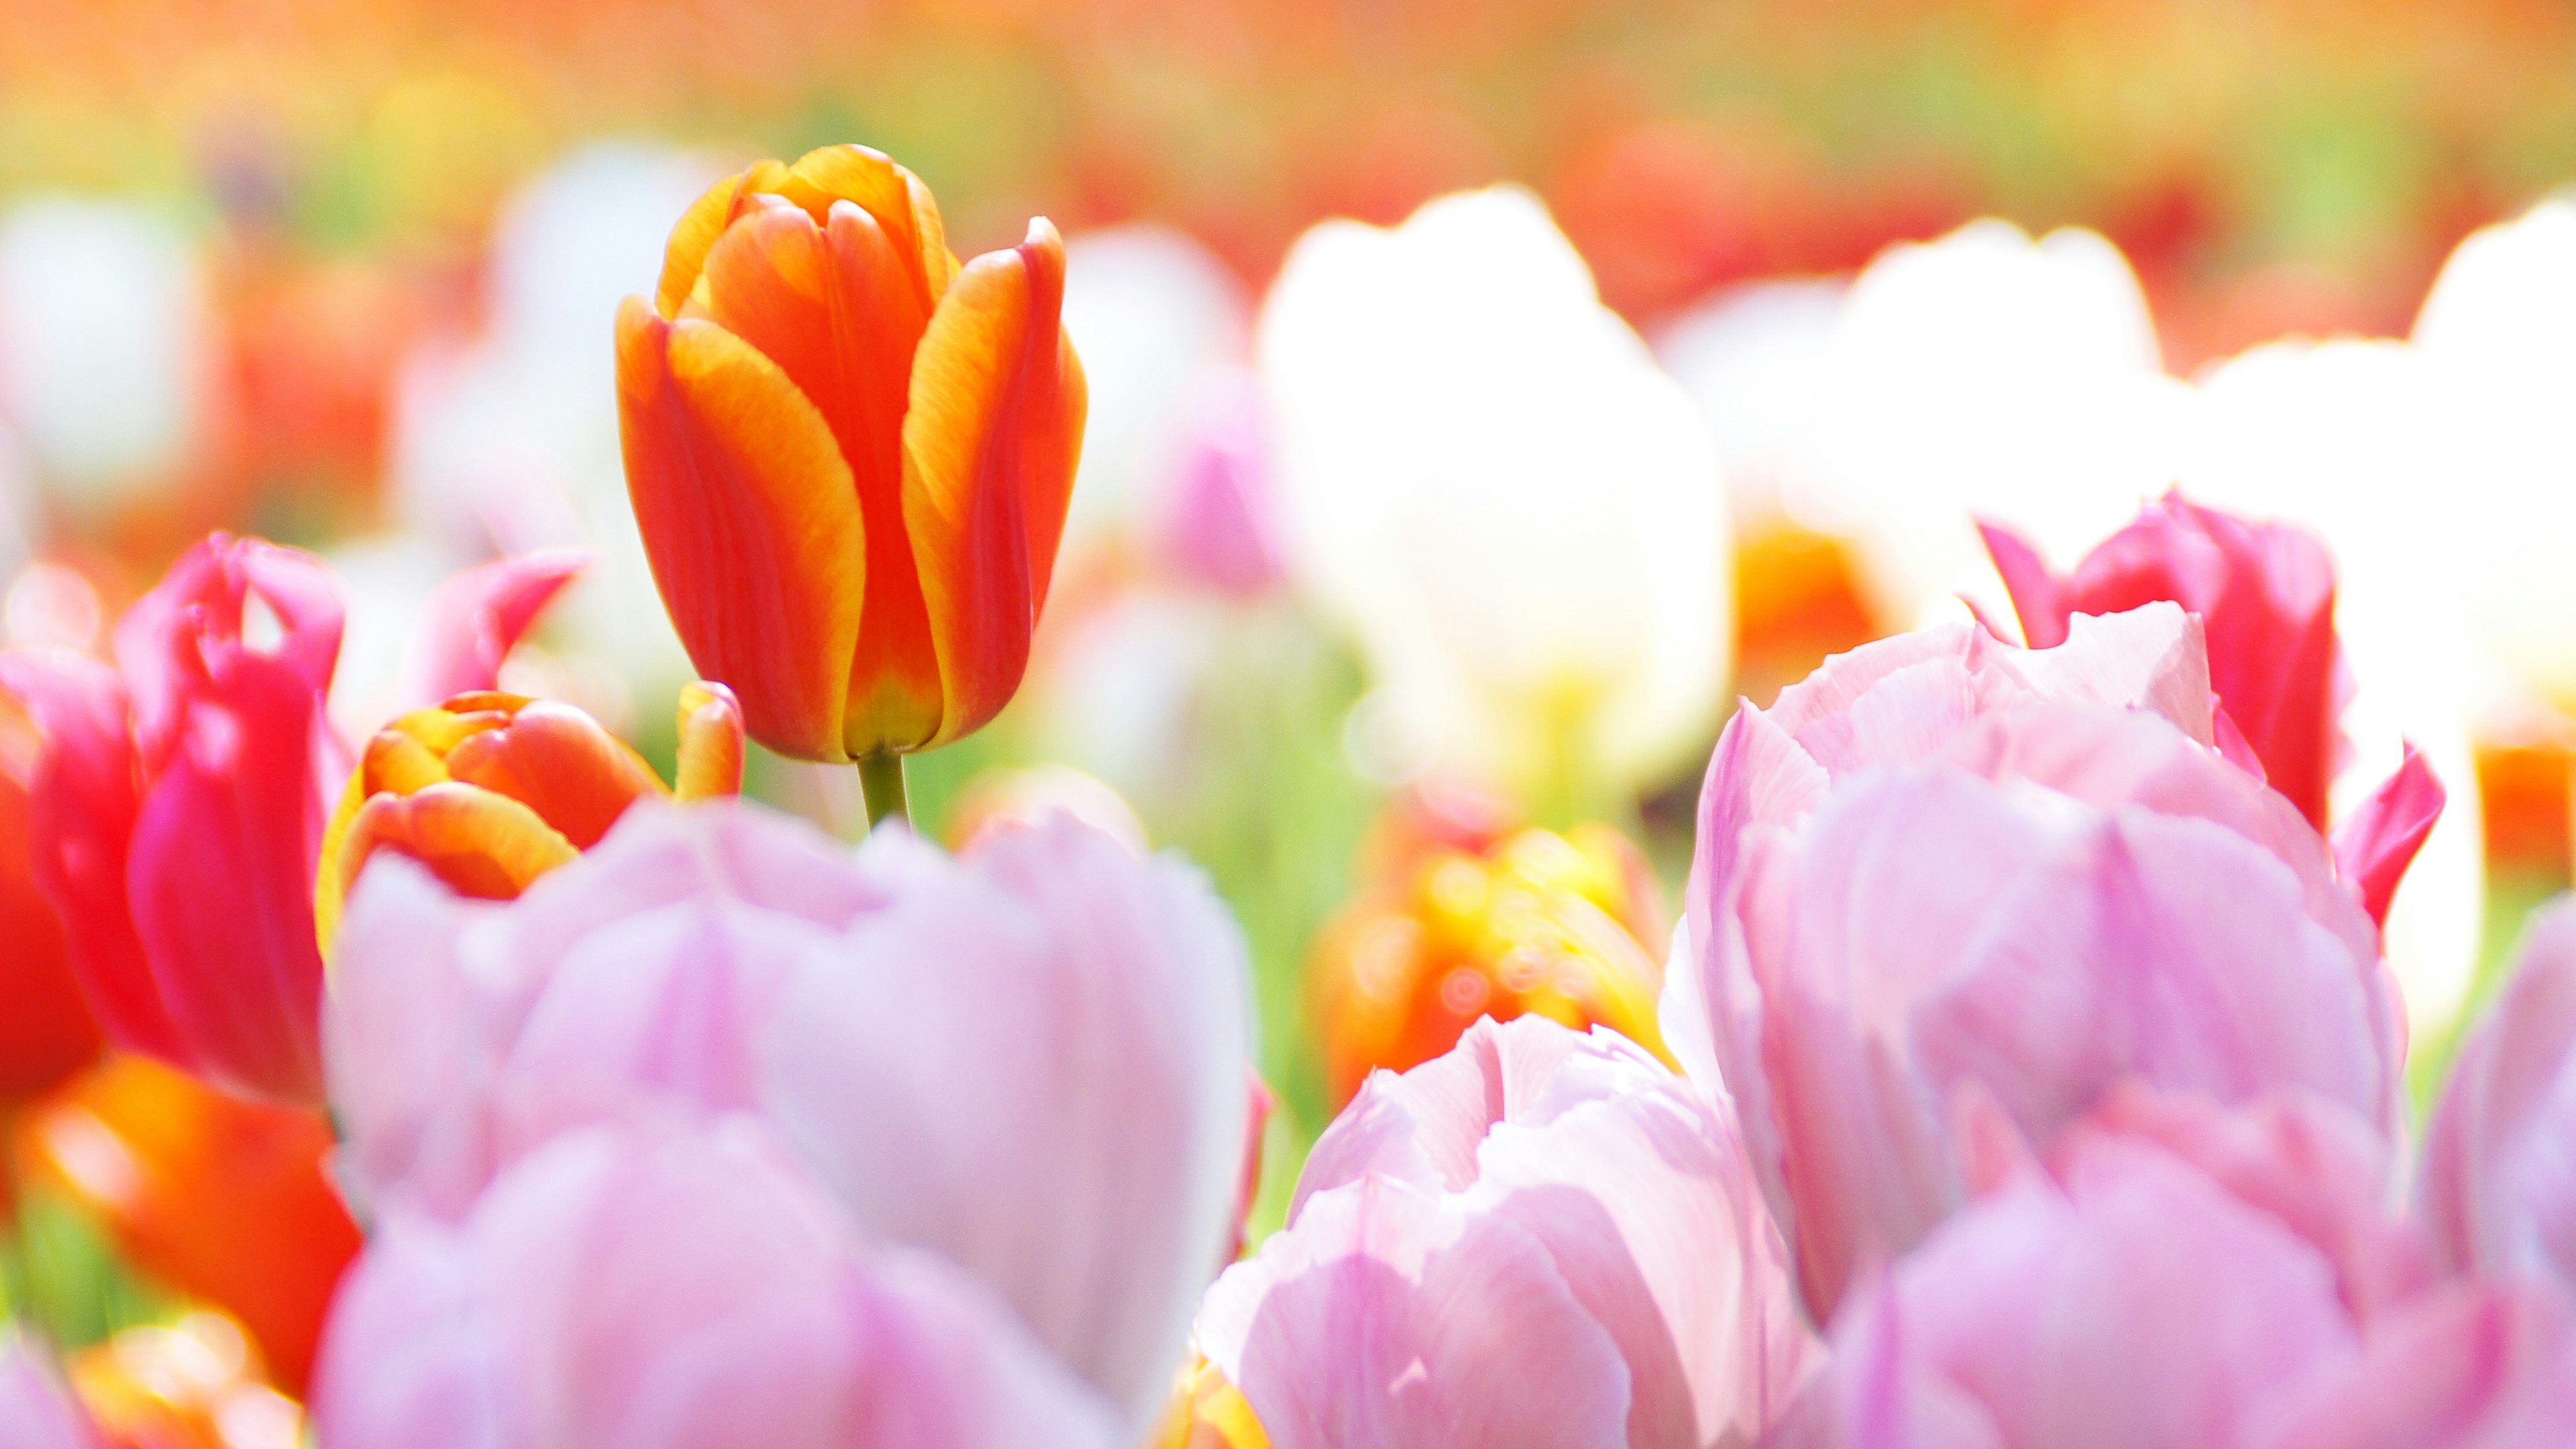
[1058,226,1250,574]
[1258,186,1730,810]
[387,142,719,698]
[0,199,209,511]
[1656,276,1846,529]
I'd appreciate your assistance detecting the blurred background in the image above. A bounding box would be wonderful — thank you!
[9,3,2576,1440]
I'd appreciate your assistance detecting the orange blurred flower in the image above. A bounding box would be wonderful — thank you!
[15,1057,358,1395]
[1,694,102,1102]
[616,144,1087,765]
[313,682,743,941]
[1311,792,1672,1108]
[64,1311,301,1449]
[1155,1356,1270,1449]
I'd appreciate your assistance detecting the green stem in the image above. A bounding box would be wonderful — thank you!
[857,751,911,833]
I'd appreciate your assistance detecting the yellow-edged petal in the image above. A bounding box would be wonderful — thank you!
[616,299,866,763]
[674,681,746,802]
[899,217,1086,749]
[338,783,580,904]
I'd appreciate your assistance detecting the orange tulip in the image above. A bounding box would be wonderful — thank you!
[616,144,1087,767]
[1311,796,1672,1108]
[15,1057,358,1395]
[64,1311,302,1449]
[313,682,743,942]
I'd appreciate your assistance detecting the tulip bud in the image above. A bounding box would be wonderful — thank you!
[616,144,1087,765]
[313,681,744,941]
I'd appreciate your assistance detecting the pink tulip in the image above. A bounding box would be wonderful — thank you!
[1783,1124,2368,1449]
[0,1332,101,1449]
[1672,604,2402,1320]
[1980,496,2442,926]
[2252,1281,2576,1449]
[0,535,582,1104]
[309,1123,1124,1449]
[2420,897,2576,1295]
[1195,1015,1817,1448]
[324,800,1254,1434]
[1159,372,1285,597]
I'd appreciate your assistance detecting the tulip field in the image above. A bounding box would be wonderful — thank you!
[13,1,2576,1445]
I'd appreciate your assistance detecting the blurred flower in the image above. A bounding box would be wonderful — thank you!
[1057,226,1250,579]
[17,1056,359,1395]
[1157,372,1284,598]
[1258,186,1729,816]
[388,143,720,701]
[0,199,209,517]
[1792,1093,2576,1444]
[1309,792,1669,1107]
[0,1329,101,1449]
[1800,219,2187,625]
[311,1124,1125,1449]
[311,680,743,943]
[1155,1358,1267,1449]
[0,536,345,1103]
[2420,896,2576,1297]
[616,144,1086,763]
[1195,1016,1816,1448]
[325,802,1252,1435]
[1655,277,1847,531]
[1672,606,2403,1318]
[1,692,102,1102]
[62,1311,303,1449]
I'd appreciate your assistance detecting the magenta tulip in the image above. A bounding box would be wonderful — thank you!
[1980,494,2442,926]
[309,1124,1123,1449]
[1672,605,2402,1319]
[0,536,582,1104]
[2420,897,2576,1295]
[0,1332,100,1449]
[1195,1015,1817,1448]
[324,800,1254,1434]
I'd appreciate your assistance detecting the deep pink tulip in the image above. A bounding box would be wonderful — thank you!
[1195,1015,1817,1448]
[0,536,582,1104]
[1672,605,2402,1320]
[0,1332,101,1449]
[2420,897,2576,1295]
[1980,495,2441,926]
[323,801,1254,1434]
[309,1124,1124,1449]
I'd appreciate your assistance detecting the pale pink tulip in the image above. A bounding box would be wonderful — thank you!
[2420,897,2576,1295]
[1784,1127,2367,1449]
[0,536,580,1104]
[1196,1015,1816,1449]
[1671,606,2401,1319]
[309,1123,1122,1449]
[0,1332,100,1449]
[2251,1281,2576,1449]
[324,800,1254,1435]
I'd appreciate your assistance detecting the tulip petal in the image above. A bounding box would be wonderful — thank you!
[901,219,1086,748]
[618,301,865,763]
[341,782,581,904]
[405,551,590,708]
[1976,519,2069,649]
[440,702,666,849]
[674,682,746,802]
[0,1332,105,1449]
[2330,743,2445,930]
[0,651,185,1064]
[696,197,943,750]
[657,167,768,319]
[126,650,331,1103]
[783,144,955,310]
[1197,1176,1633,1449]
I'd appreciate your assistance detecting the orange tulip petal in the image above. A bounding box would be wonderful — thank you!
[900,217,1085,747]
[781,144,949,312]
[674,681,746,802]
[655,170,754,319]
[340,783,580,902]
[617,299,865,763]
[440,701,667,849]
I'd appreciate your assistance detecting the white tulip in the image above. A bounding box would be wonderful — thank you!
[0,199,209,511]
[1258,186,1730,811]
[1656,276,1848,530]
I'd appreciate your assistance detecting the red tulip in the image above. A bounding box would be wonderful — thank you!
[0,696,101,1102]
[616,144,1087,765]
